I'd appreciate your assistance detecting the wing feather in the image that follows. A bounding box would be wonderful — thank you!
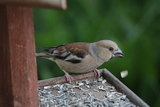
[43,43,89,63]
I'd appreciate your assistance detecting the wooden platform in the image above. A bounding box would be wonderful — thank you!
[38,69,149,107]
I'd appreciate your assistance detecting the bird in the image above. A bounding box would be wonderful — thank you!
[36,40,124,83]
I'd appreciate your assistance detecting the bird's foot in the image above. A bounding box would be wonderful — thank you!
[93,69,101,77]
[65,73,73,83]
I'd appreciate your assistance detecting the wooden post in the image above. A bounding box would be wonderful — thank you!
[0,0,67,10]
[0,6,38,107]
[0,0,67,106]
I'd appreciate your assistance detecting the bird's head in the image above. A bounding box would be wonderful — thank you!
[95,40,124,61]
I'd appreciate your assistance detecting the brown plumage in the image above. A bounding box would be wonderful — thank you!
[36,40,124,83]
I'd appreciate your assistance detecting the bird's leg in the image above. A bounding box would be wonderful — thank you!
[93,69,101,77]
[63,70,73,83]
[65,72,73,83]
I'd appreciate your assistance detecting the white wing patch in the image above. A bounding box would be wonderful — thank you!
[65,54,82,61]
[61,52,71,57]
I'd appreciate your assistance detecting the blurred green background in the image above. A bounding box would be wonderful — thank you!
[34,0,160,106]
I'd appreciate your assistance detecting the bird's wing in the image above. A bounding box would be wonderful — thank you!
[43,43,89,63]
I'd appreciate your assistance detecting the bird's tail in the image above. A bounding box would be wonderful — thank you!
[36,53,48,57]
[36,53,55,62]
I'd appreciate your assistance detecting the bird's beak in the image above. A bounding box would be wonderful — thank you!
[113,48,124,58]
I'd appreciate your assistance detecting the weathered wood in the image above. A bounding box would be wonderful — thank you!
[38,71,97,86]
[38,69,149,107]
[0,6,38,107]
[102,69,150,107]
[0,0,67,10]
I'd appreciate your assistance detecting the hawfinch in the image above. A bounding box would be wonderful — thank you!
[36,40,124,83]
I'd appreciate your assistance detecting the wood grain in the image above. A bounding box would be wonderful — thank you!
[0,0,67,10]
[38,71,98,87]
[38,69,149,107]
[102,69,150,107]
[0,6,38,107]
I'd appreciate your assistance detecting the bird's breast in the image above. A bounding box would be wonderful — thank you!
[55,55,101,73]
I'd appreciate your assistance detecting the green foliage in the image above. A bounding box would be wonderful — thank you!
[34,0,160,106]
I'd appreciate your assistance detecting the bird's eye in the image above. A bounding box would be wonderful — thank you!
[109,47,113,51]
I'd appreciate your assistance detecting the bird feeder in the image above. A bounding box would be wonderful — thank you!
[0,0,66,107]
[38,69,150,107]
[0,0,149,107]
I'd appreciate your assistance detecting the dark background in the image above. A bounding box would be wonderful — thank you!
[34,0,160,106]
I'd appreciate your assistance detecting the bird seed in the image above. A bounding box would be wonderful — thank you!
[39,77,138,107]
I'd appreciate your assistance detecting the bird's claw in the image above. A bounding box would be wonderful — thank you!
[93,69,101,78]
[65,73,73,83]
